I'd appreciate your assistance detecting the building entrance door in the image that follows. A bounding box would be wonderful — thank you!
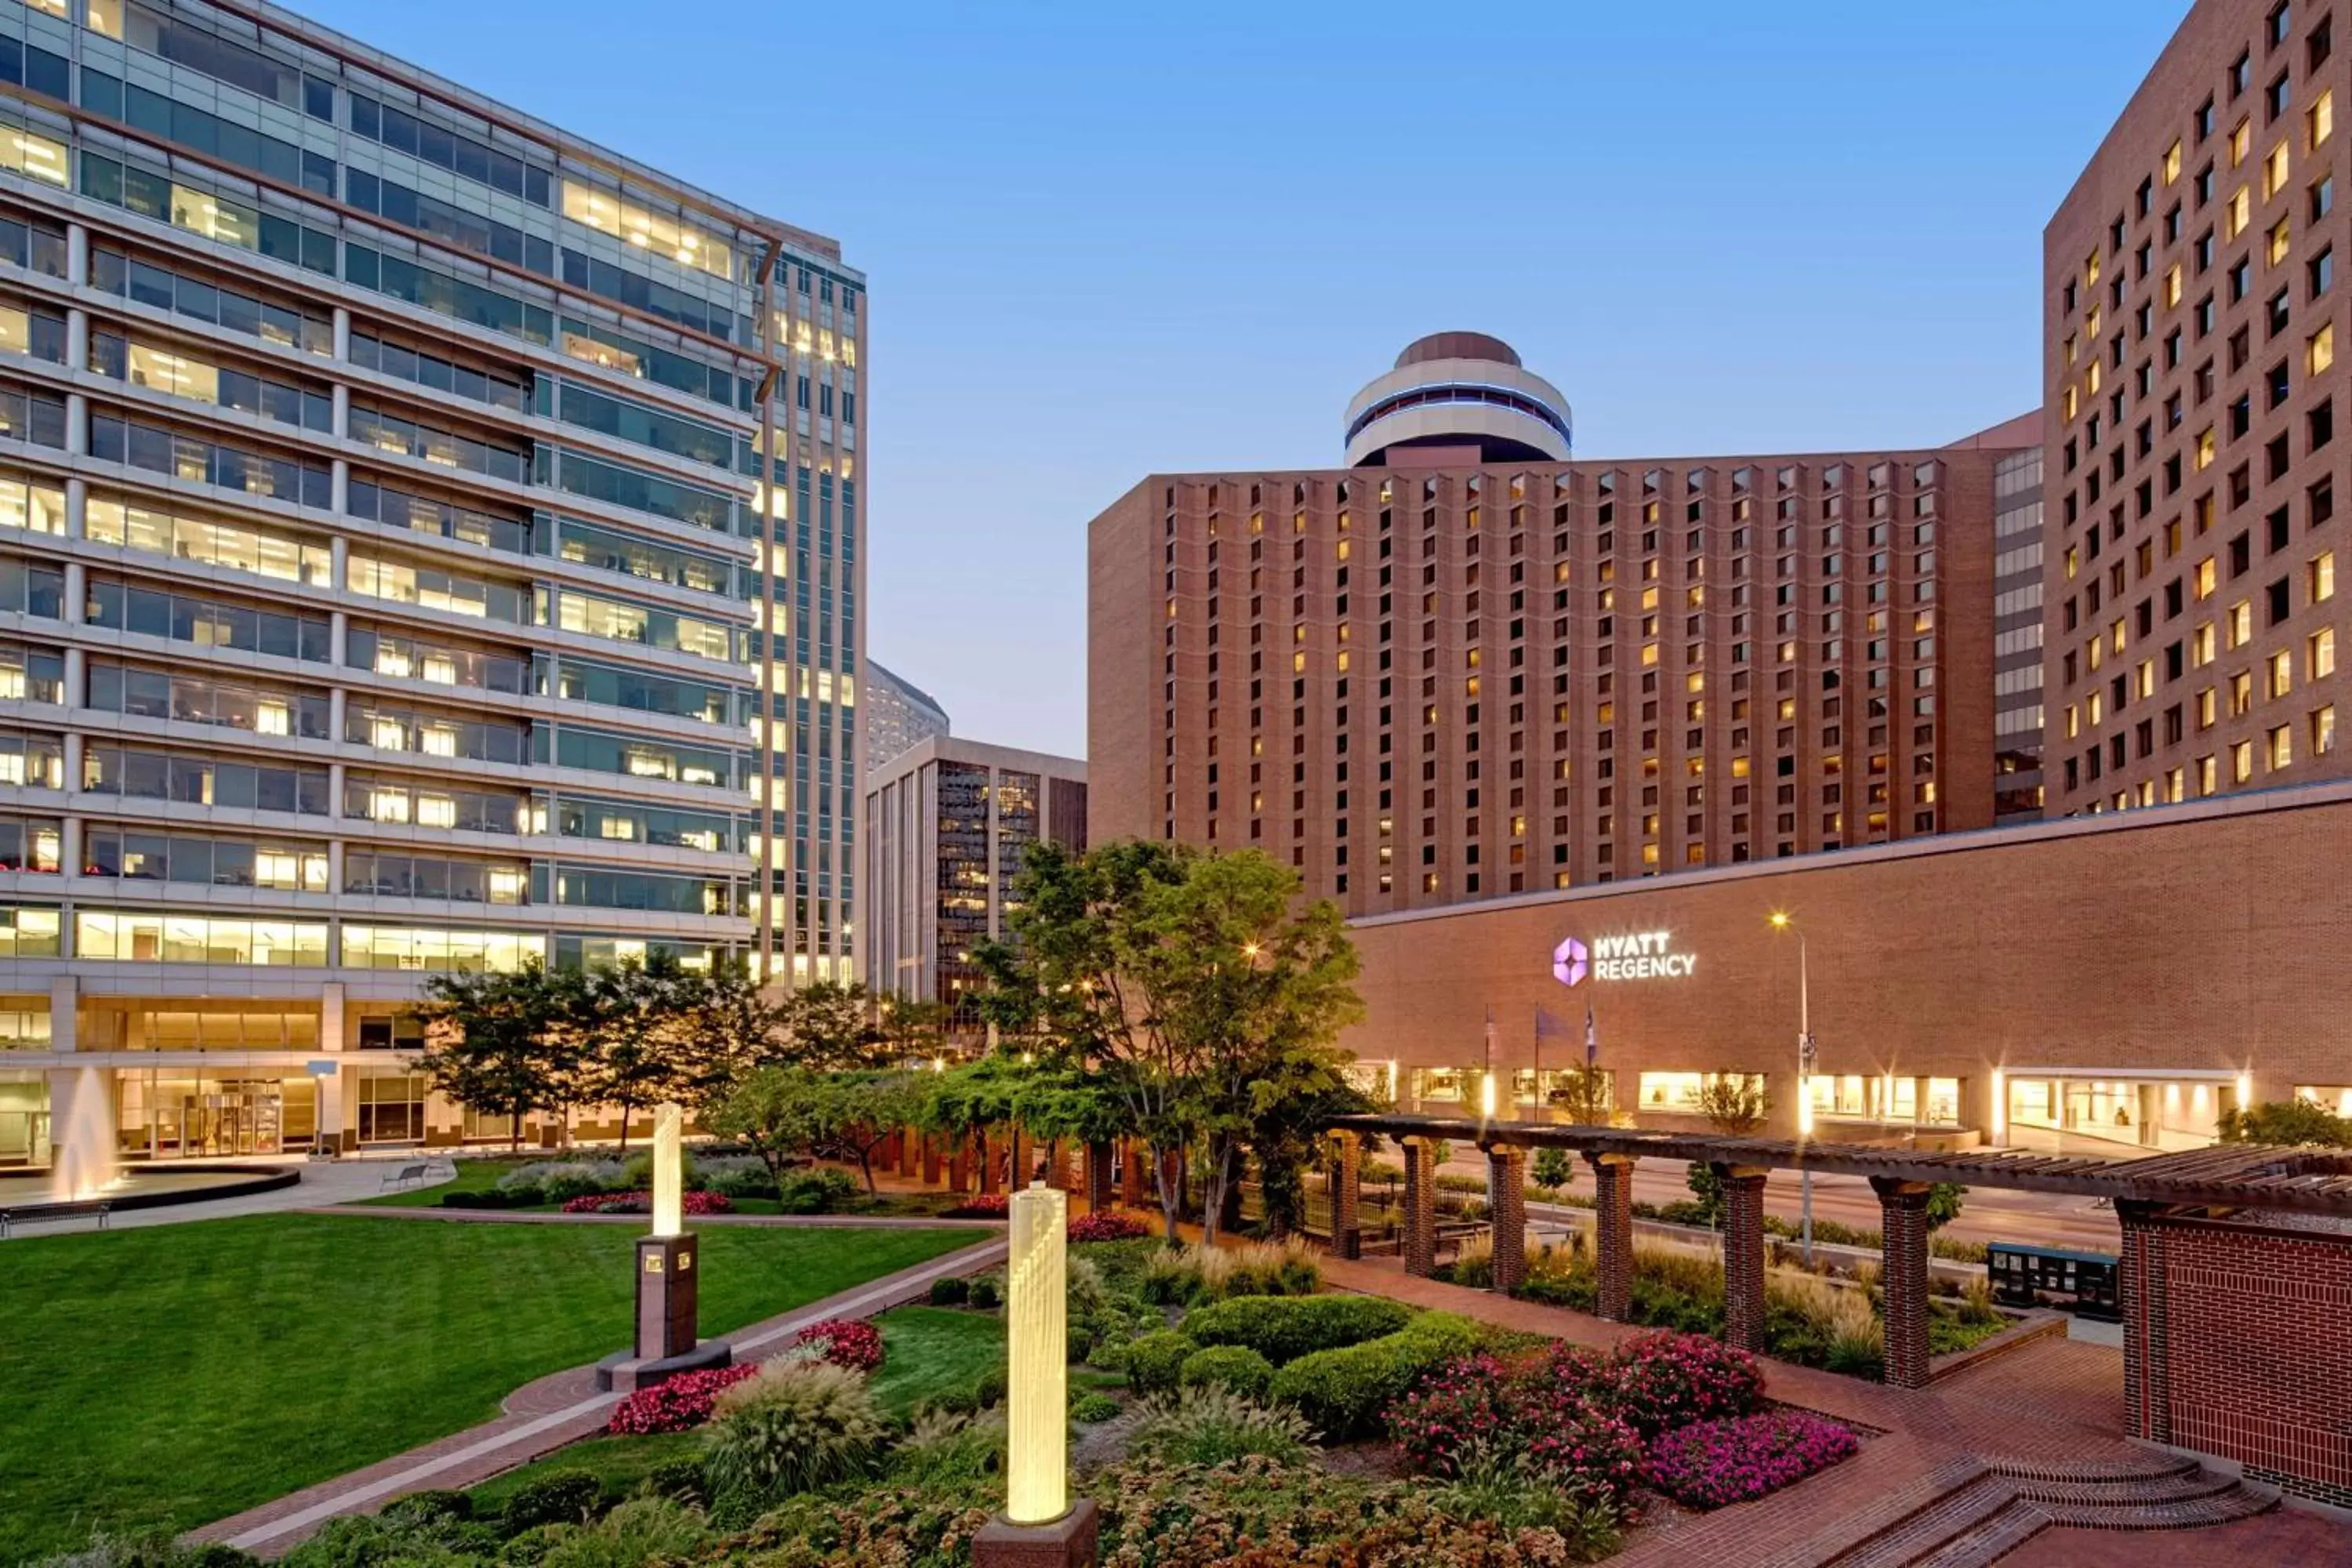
[184,1082,285,1156]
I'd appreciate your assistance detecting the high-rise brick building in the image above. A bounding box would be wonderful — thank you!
[1090,333,2033,917]
[2045,0,2346,814]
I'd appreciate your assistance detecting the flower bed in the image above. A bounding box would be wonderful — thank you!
[1069,1209,1152,1243]
[942,1192,1010,1218]
[1646,1408,1860,1508]
[797,1317,885,1372]
[1391,1341,1642,1503]
[561,1189,735,1216]
[605,1362,760,1434]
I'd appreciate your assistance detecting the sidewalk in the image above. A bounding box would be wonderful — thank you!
[187,1234,1005,1559]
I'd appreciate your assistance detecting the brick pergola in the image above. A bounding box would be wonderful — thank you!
[1324,1113,2352,1485]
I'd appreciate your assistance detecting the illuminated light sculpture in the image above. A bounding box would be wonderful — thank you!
[598,1102,731,1392]
[974,1181,1101,1565]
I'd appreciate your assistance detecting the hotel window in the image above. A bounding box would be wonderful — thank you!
[2269,724,2294,768]
[85,497,330,586]
[342,926,546,974]
[559,183,735,281]
[356,1072,427,1144]
[2314,89,2336,147]
[2232,739,2256,782]
[2313,550,2337,602]
[2315,704,2338,754]
[0,904,60,956]
[1637,1071,1766,1116]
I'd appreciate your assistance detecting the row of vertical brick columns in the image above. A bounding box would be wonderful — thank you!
[1329,1131,1363,1260]
[1085,1141,1116,1212]
[1486,1145,1528,1293]
[1716,1163,1771,1354]
[1873,1177,1935,1389]
[949,1138,971,1192]
[1585,1152,1636,1321]
[975,1131,999,1195]
[923,1133,943,1187]
[1402,1135,1438,1277]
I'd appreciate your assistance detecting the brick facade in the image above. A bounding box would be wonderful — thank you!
[1339,782,2352,1140]
[2121,1203,2352,1507]
[1718,1166,1769,1354]
[1874,1178,1936,1389]
[1588,1152,1635,1321]
[1486,1145,1528,1293]
[1403,1136,1438,1277]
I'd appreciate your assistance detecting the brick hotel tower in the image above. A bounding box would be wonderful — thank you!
[1090,333,2036,918]
[2045,0,2350,814]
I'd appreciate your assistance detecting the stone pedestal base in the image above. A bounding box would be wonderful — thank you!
[593,1338,731,1393]
[972,1501,1100,1567]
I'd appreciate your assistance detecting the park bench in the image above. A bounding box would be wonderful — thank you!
[379,1161,433,1189]
[0,1200,111,1239]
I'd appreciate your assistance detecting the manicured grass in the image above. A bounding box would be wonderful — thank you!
[359,1156,521,1207]
[0,1214,978,1562]
[462,1304,1006,1512]
[867,1305,1005,1416]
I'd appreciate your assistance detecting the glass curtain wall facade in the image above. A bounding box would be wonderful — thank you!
[0,0,862,1157]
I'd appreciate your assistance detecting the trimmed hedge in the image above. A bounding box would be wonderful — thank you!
[1179,1344,1276,1401]
[1269,1312,1486,1441]
[1124,1329,1196,1397]
[1181,1294,1414,1366]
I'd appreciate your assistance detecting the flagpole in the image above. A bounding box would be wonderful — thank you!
[1531,1005,1541,1124]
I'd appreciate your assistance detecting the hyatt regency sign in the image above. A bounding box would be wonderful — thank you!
[1553,931,1698,985]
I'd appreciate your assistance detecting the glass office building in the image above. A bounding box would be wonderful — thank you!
[0,0,863,1158]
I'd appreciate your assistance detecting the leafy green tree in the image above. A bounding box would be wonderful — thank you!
[577,952,695,1151]
[977,840,1363,1243]
[670,957,789,1109]
[1923,1181,1967,1232]
[703,1066,925,1194]
[1549,1065,1614,1127]
[415,961,589,1152]
[779,980,889,1070]
[704,1065,827,1189]
[1248,1074,1375,1239]
[918,1054,1035,1192]
[1531,1147,1575,1192]
[2220,1098,2352,1147]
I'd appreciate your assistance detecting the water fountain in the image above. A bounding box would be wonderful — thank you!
[49,1065,118,1202]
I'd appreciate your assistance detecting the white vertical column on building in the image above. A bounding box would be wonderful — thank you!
[43,977,80,1180]
[64,476,85,537]
[64,391,85,456]
[316,981,348,1156]
[46,975,75,1052]
[64,307,86,372]
[332,306,350,361]
[65,222,87,285]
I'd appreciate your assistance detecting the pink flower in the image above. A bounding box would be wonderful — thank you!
[1647,1410,1860,1508]
[797,1317,886,1372]
[605,1362,760,1433]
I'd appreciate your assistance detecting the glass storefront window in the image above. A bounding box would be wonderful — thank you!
[1638,1070,1765,1114]
[1412,1066,1466,1105]
[0,1070,48,1164]
[1804,1073,1964,1127]
[2006,1073,2229,1152]
[342,926,546,974]
[74,911,325,965]
[356,1073,426,1144]
[115,1073,315,1157]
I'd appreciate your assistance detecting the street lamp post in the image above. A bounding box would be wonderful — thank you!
[1772,913,1817,1265]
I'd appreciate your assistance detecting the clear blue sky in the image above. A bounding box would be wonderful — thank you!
[300,0,2188,759]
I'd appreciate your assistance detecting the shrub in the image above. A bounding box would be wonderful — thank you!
[704,1361,886,1510]
[378,1490,470,1526]
[971,1366,1008,1410]
[1433,1450,1624,1555]
[1601,1332,1763,1439]
[1183,1294,1413,1365]
[619,1147,702,1192]
[887,1408,1006,1489]
[535,1496,710,1568]
[927,1275,971,1306]
[1646,1409,1860,1508]
[1179,1345,1276,1401]
[605,1362,760,1435]
[1530,1149,1575,1190]
[1124,1329,1196,1396]
[1269,1312,1486,1441]
[560,1189,733,1216]
[439,1189,524,1210]
[1127,1387,1316,1467]
[1138,1247,1207,1305]
[501,1468,606,1531]
[645,1455,708,1505]
[1068,1209,1152,1243]
[797,1318,885,1373]
[1072,1392,1122,1424]
[278,1510,496,1567]
[30,1541,263,1568]
[777,1168,861,1214]
[514,1161,620,1205]
[943,1192,1011,1218]
[967,1275,1002,1310]
[702,1163,779,1202]
[1390,1342,1610,1479]
[1218,1238,1323,1298]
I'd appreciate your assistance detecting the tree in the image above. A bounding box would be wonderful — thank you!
[977,841,1364,1243]
[1248,1074,1374,1239]
[704,1065,827,1190]
[1549,1065,1614,1128]
[1923,1182,1967,1232]
[669,957,790,1110]
[919,1054,1034,1192]
[414,962,589,1152]
[1531,1147,1575,1192]
[702,1067,922,1194]
[2220,1099,2352,1147]
[1697,1073,1770,1135]
[577,952,694,1151]
[779,979,888,1070]
[876,995,954,1069]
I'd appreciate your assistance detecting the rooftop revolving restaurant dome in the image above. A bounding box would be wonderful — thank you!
[1342,332,1573,467]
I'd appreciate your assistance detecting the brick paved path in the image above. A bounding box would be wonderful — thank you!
[187,1234,1004,1559]
[1321,1255,2352,1566]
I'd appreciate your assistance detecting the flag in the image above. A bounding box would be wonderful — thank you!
[1534,1005,1573,1039]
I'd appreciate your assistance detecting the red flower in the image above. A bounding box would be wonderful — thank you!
[561,1189,735,1216]
[797,1317,885,1372]
[1068,1210,1152,1243]
[605,1362,759,1433]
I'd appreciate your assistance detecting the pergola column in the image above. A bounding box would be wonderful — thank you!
[1084,1140,1116,1212]
[948,1138,971,1192]
[1402,1135,1438,1277]
[1329,1130,1363,1260]
[1872,1177,1935,1388]
[1486,1143,1527,1293]
[1585,1152,1635,1321]
[1120,1143,1147,1206]
[923,1133,944,1187]
[1715,1163,1771,1354]
[976,1131,1000,1196]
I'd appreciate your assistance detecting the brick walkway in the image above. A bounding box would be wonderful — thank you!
[1320,1255,2352,1566]
[187,1234,1004,1559]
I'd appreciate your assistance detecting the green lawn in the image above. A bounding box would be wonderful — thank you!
[0,1214,978,1562]
[463,1304,1006,1512]
[360,1158,982,1221]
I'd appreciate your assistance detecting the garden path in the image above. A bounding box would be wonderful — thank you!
[184,1232,1004,1560]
